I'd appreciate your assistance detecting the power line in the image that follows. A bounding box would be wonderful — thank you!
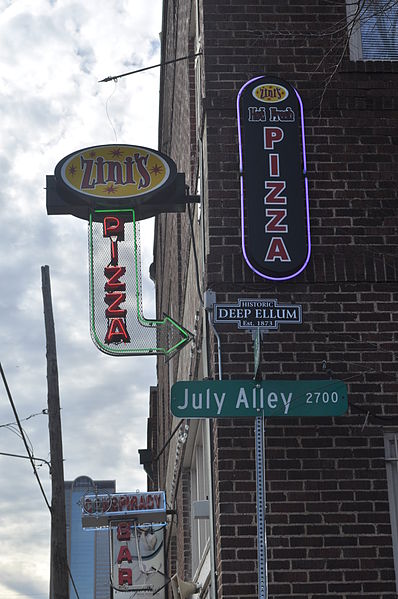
[0,362,51,511]
[0,363,81,599]
[0,451,51,468]
[0,409,48,429]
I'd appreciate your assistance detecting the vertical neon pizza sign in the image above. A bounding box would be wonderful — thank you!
[237,76,311,281]
[48,144,193,357]
[102,214,130,345]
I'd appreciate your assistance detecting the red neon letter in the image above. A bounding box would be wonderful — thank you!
[105,319,130,344]
[118,569,132,586]
[105,292,127,317]
[263,127,283,150]
[104,266,126,292]
[264,181,287,204]
[265,209,288,233]
[117,522,131,541]
[103,216,125,239]
[264,237,291,262]
[117,546,132,564]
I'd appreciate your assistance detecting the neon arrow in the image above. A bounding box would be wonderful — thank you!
[89,209,192,356]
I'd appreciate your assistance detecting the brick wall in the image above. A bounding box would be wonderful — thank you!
[153,0,398,597]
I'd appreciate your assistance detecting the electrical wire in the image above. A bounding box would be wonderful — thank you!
[0,363,81,599]
[105,79,119,143]
[0,451,51,468]
[5,423,35,456]
[0,363,51,511]
[0,409,48,429]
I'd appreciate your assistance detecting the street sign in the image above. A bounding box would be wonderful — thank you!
[214,298,302,331]
[171,380,348,418]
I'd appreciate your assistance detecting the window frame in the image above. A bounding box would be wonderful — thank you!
[346,0,398,61]
[384,430,398,594]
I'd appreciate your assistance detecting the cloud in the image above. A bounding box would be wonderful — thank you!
[0,1,162,597]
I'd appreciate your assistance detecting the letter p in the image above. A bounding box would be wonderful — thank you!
[103,216,125,240]
[264,127,284,150]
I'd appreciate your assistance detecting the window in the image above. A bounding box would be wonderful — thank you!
[190,421,211,577]
[384,431,398,593]
[347,0,398,60]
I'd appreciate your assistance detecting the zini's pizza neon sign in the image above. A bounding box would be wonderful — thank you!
[237,76,311,281]
[47,144,193,357]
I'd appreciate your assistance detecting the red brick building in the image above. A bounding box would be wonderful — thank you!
[144,1,398,597]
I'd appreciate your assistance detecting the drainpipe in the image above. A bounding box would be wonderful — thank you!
[199,138,219,599]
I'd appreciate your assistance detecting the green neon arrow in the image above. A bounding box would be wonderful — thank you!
[89,209,192,356]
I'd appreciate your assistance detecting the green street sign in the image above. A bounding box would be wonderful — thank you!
[171,380,348,418]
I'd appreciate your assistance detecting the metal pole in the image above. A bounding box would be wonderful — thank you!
[255,415,267,599]
[253,330,268,599]
[41,265,69,599]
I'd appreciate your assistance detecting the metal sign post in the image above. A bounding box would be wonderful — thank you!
[255,410,267,599]
[254,332,267,599]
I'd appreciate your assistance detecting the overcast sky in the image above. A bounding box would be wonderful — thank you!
[0,1,162,597]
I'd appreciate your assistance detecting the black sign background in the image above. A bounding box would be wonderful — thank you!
[237,75,310,280]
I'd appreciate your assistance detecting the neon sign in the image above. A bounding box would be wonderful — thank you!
[82,491,166,528]
[237,76,311,281]
[111,521,165,596]
[89,209,191,356]
[47,145,194,359]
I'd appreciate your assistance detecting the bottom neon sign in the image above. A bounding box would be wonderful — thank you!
[111,521,165,597]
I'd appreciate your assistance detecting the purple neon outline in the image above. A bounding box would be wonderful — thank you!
[237,76,311,281]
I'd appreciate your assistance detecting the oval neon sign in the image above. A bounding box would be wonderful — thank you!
[55,144,176,203]
[237,76,311,281]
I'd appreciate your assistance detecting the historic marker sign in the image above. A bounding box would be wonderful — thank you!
[171,380,348,418]
[214,298,302,330]
[237,76,311,281]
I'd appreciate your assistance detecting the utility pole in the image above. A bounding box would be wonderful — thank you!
[41,265,69,599]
